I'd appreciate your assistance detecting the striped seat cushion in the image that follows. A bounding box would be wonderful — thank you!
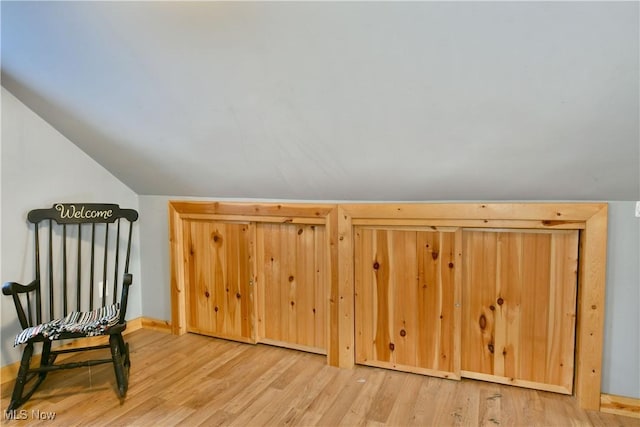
[14,303,121,346]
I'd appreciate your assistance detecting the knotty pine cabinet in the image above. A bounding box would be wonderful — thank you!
[183,220,255,343]
[354,227,461,379]
[461,229,579,394]
[352,226,579,394]
[183,219,328,353]
[170,202,607,410]
[256,223,328,353]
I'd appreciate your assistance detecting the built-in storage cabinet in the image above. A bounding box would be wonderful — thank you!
[461,229,579,394]
[353,227,579,393]
[354,227,461,379]
[170,201,608,410]
[183,220,255,343]
[182,218,329,353]
[256,223,328,353]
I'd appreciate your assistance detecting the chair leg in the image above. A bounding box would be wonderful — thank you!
[109,334,128,397]
[120,336,131,383]
[116,333,130,370]
[7,343,34,411]
[39,341,53,380]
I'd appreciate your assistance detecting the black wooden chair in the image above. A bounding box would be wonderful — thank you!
[2,203,138,411]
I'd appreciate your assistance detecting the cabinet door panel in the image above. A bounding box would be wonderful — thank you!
[355,227,461,379]
[184,220,254,343]
[256,223,327,353]
[461,230,579,394]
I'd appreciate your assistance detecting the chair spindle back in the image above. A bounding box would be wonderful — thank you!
[26,203,138,327]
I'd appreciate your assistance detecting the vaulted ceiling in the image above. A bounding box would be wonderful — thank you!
[2,1,638,200]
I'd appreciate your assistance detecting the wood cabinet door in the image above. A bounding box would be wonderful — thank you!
[184,220,255,343]
[461,229,579,394]
[354,227,462,379]
[256,223,328,353]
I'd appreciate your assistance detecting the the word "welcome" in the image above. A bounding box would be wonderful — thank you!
[55,204,114,220]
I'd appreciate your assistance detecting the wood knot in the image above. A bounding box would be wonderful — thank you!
[289,275,295,282]
[298,228,303,235]
[497,297,504,306]
[479,314,487,330]
[431,251,439,261]
[236,292,241,299]
[399,329,406,337]
[204,291,210,298]
[290,301,295,307]
[448,262,454,268]
[214,306,219,312]
[389,343,395,351]
[373,261,380,270]
[488,343,495,353]
[489,305,495,311]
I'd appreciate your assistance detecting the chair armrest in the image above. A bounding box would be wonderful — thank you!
[2,280,39,296]
[3,280,39,329]
[118,274,133,324]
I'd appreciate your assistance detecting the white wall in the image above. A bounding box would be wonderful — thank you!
[0,88,141,366]
[601,201,640,398]
[138,196,640,399]
[137,196,173,320]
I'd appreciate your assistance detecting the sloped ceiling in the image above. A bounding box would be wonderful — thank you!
[2,1,638,200]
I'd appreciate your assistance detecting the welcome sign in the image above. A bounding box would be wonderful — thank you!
[28,203,138,224]
[55,204,114,221]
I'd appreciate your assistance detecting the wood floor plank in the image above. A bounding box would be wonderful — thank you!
[384,373,424,426]
[478,386,503,427]
[221,352,301,415]
[314,366,375,426]
[270,364,342,426]
[411,375,460,426]
[448,378,482,426]
[2,329,637,426]
[337,369,386,426]
[365,370,407,423]
[294,367,358,426]
[248,353,329,426]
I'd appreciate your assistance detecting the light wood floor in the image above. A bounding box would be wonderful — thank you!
[1,329,638,426]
